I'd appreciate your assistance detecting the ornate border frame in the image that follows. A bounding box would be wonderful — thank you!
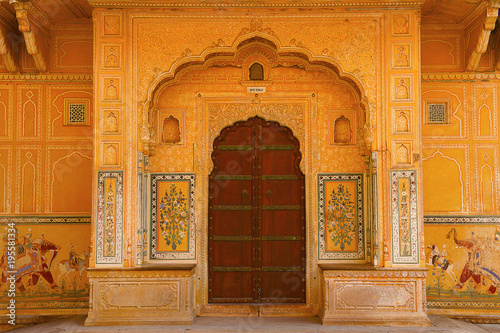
[150,173,196,260]
[318,173,364,260]
[96,171,123,264]
[390,169,418,264]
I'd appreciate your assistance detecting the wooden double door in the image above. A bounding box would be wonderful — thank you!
[208,116,306,303]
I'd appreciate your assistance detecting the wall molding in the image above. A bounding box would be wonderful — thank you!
[0,74,92,82]
[424,215,500,224]
[0,215,91,224]
[422,73,500,81]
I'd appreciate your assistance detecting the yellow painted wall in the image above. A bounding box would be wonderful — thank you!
[0,27,93,319]
[422,26,500,316]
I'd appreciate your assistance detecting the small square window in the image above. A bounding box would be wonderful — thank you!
[64,98,90,126]
[427,103,447,124]
[68,104,86,124]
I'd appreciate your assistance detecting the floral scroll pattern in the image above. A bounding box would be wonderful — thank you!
[159,183,188,251]
[150,173,196,260]
[97,171,123,264]
[318,173,364,260]
[326,184,356,251]
[391,170,418,264]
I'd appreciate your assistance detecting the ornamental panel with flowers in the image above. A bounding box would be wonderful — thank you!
[150,173,195,260]
[318,173,365,260]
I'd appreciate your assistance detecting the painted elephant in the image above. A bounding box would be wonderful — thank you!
[446,228,500,294]
[1,237,60,292]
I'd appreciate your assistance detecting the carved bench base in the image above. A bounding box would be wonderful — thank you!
[319,266,430,326]
[85,267,195,326]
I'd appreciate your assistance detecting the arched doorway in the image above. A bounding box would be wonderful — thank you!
[208,116,306,303]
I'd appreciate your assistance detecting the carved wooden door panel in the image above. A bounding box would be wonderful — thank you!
[209,116,306,303]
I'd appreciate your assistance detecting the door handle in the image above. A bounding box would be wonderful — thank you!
[266,189,272,198]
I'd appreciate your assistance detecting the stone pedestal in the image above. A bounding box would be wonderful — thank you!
[85,266,195,326]
[319,265,430,326]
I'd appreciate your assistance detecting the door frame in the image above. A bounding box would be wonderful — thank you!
[196,94,318,316]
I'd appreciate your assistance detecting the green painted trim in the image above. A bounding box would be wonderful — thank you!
[261,145,295,150]
[218,145,252,151]
[213,235,252,241]
[213,267,252,272]
[213,205,253,211]
[261,175,299,180]
[261,266,301,272]
[262,205,300,210]
[261,235,301,241]
[213,175,252,180]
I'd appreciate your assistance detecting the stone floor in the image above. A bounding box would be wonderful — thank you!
[5,315,500,333]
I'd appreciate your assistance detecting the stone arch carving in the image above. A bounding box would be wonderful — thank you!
[396,144,410,165]
[161,115,181,144]
[396,112,409,132]
[105,112,118,133]
[333,115,351,144]
[105,145,118,165]
[139,34,373,155]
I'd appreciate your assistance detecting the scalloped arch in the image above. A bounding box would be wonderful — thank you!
[143,32,370,112]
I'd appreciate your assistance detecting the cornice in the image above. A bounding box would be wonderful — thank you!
[0,74,92,81]
[88,0,424,9]
[422,72,500,81]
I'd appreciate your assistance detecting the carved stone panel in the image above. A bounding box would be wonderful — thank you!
[99,282,180,310]
[320,268,429,326]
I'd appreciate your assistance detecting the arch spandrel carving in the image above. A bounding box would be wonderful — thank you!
[140,34,374,155]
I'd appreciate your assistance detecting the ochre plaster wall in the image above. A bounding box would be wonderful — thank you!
[0,27,93,320]
[422,26,500,318]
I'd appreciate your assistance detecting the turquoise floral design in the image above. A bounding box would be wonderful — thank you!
[326,184,356,251]
[159,183,188,251]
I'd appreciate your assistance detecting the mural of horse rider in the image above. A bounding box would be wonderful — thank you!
[1,227,60,293]
[447,228,500,294]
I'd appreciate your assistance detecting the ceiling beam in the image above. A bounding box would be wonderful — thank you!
[11,1,47,72]
[0,24,18,72]
[466,1,500,71]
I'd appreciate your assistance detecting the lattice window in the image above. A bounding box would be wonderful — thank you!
[427,103,447,124]
[68,104,86,124]
[64,99,90,126]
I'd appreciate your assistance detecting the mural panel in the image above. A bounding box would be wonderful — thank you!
[150,173,195,260]
[96,171,123,264]
[425,223,500,311]
[391,170,419,264]
[0,219,91,312]
[318,174,364,260]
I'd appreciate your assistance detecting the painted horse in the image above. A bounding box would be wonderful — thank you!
[57,249,89,286]
[1,237,60,292]
[447,228,500,294]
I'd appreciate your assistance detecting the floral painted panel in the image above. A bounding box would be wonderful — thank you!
[318,173,364,260]
[425,223,500,311]
[96,171,123,264]
[150,173,195,260]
